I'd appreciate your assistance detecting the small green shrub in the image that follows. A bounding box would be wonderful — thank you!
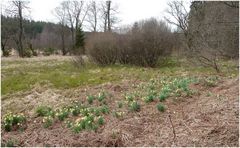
[73,121,84,133]
[36,106,54,117]
[3,113,26,132]
[65,120,73,128]
[98,92,106,102]
[203,76,218,87]
[125,94,134,102]
[43,116,54,128]
[72,114,96,133]
[159,93,168,102]
[129,101,140,112]
[94,108,101,116]
[157,104,165,112]
[87,95,95,104]
[144,94,155,103]
[100,105,109,114]
[81,108,90,116]
[56,108,69,121]
[70,105,81,116]
[159,77,195,99]
[97,116,104,125]
[117,101,123,108]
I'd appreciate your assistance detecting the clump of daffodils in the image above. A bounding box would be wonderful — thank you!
[42,116,54,128]
[3,112,26,132]
[129,101,140,112]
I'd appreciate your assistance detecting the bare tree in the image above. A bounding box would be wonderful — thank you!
[188,1,239,72]
[107,1,111,31]
[54,2,67,55]
[6,1,30,57]
[164,1,193,55]
[165,1,239,72]
[86,1,99,32]
[164,1,189,34]
[223,1,239,8]
[100,0,120,32]
[63,1,75,47]
[63,1,89,49]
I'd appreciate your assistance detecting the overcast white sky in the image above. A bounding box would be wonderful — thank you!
[2,0,190,30]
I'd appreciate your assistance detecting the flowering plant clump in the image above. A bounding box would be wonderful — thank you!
[65,120,73,128]
[3,113,26,132]
[201,76,218,87]
[159,92,168,102]
[69,105,81,116]
[87,95,95,104]
[143,94,155,103]
[100,105,109,114]
[80,108,91,116]
[56,108,69,121]
[98,91,106,102]
[125,94,134,102]
[157,103,165,112]
[97,116,104,125]
[129,101,140,112]
[35,106,54,117]
[158,77,196,100]
[72,114,98,133]
[43,116,54,128]
[112,111,125,119]
[94,108,101,116]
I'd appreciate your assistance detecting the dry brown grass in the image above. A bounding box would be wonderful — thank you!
[1,77,239,147]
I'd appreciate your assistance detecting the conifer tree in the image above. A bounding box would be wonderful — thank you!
[75,24,85,54]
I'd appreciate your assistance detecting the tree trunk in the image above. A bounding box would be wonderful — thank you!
[18,1,24,57]
[107,1,111,32]
[104,12,107,32]
[94,5,97,32]
[61,25,66,55]
[1,41,6,55]
[70,25,74,51]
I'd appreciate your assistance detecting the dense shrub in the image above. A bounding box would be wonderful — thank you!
[86,32,118,66]
[85,18,174,67]
[116,34,132,64]
[117,18,174,67]
[128,18,173,67]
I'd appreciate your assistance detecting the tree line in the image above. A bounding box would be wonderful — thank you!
[1,1,239,72]
[1,0,119,57]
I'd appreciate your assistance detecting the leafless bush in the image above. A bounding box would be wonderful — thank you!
[118,18,174,67]
[85,18,174,67]
[86,32,118,66]
[116,34,132,64]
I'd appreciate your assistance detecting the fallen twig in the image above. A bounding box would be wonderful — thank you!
[168,114,176,145]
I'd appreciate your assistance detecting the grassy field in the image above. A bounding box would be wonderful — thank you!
[1,56,239,147]
[2,56,237,96]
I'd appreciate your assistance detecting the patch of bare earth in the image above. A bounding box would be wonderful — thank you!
[1,78,239,146]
